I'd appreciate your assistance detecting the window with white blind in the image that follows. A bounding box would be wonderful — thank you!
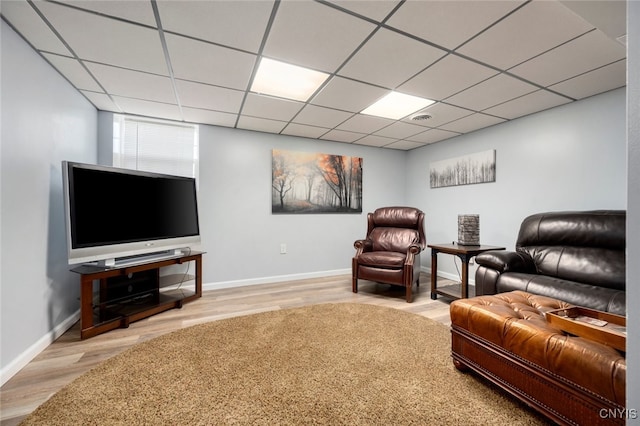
[113,115,199,180]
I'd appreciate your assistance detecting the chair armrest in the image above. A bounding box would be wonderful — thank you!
[403,244,422,265]
[475,250,536,274]
[354,239,373,256]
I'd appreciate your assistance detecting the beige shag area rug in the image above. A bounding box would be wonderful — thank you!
[22,303,550,425]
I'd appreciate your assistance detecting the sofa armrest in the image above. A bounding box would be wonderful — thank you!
[475,251,536,296]
[475,250,536,273]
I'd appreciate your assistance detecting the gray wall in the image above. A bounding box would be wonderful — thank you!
[407,88,627,281]
[197,125,406,287]
[1,21,97,382]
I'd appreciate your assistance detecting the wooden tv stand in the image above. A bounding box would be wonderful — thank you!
[71,252,203,339]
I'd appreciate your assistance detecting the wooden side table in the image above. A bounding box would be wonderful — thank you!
[428,243,505,300]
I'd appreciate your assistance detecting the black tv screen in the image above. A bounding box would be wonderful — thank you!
[63,161,201,265]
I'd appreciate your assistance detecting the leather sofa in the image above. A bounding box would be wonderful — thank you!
[475,210,626,315]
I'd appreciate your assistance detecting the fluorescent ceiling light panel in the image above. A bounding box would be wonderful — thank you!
[361,92,435,120]
[251,58,330,102]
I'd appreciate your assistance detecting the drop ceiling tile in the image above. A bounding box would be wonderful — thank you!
[112,96,182,121]
[263,1,375,72]
[385,140,425,150]
[1,1,71,55]
[281,123,331,139]
[399,54,498,101]
[439,113,506,134]
[293,105,354,128]
[42,53,102,91]
[321,129,366,143]
[165,34,256,89]
[35,1,168,74]
[457,0,594,70]
[354,135,397,148]
[242,93,305,121]
[237,116,287,134]
[373,121,425,139]
[80,91,121,112]
[327,0,401,22]
[62,0,157,26]
[509,30,627,87]
[483,89,572,120]
[405,128,461,144]
[174,80,245,113]
[311,77,388,113]
[549,60,627,100]
[336,114,394,134]
[445,73,538,111]
[339,27,447,88]
[85,62,175,103]
[182,107,237,128]
[157,1,273,53]
[559,0,627,41]
[402,103,473,128]
[387,0,524,50]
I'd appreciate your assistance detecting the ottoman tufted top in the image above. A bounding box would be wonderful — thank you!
[450,290,626,405]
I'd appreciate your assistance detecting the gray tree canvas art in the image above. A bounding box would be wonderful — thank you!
[430,150,496,188]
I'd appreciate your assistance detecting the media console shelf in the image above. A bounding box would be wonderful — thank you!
[72,251,203,339]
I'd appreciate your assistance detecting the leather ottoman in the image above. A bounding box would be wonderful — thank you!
[450,291,626,426]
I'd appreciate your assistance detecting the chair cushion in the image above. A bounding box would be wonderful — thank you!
[369,228,420,253]
[357,251,405,268]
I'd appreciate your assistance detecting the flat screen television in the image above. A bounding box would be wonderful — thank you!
[62,161,201,266]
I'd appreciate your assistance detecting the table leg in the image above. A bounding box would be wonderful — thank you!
[460,255,469,299]
[430,249,438,300]
[80,276,94,331]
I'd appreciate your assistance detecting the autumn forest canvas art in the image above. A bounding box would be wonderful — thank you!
[272,149,363,214]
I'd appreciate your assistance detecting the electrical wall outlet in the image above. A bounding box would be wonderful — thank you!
[280,243,287,254]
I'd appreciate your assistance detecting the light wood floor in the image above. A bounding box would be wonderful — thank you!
[0,273,456,425]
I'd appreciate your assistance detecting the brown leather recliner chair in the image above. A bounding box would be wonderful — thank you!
[352,207,426,302]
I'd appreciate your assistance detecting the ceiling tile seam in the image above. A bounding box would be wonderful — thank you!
[69,56,173,79]
[46,0,158,30]
[505,28,597,73]
[449,0,532,52]
[547,58,627,89]
[314,0,404,27]
[500,28,601,101]
[160,30,260,57]
[151,0,184,121]
[392,52,453,94]
[234,0,281,130]
[25,0,124,112]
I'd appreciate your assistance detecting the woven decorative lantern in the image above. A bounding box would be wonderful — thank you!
[458,214,480,245]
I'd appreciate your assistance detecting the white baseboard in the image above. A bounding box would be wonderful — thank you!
[203,268,351,291]
[1,309,80,387]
